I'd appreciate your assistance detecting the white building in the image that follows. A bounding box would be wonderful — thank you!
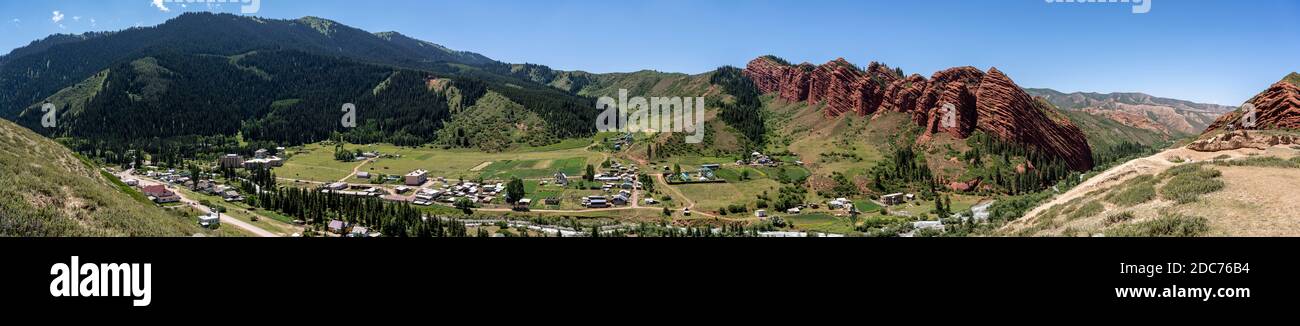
[198,213,221,228]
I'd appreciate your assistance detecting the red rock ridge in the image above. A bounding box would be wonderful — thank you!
[744,56,1095,171]
[1205,79,1300,133]
[972,69,1094,171]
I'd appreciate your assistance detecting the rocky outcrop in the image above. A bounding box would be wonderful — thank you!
[948,178,981,192]
[807,58,868,117]
[1188,130,1297,152]
[744,56,1096,171]
[1205,78,1300,132]
[972,69,1094,171]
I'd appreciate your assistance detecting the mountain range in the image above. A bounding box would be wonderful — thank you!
[1025,88,1236,136]
[4,12,1298,237]
[0,13,598,155]
[0,12,1256,196]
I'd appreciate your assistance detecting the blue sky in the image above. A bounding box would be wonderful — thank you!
[1,0,1295,106]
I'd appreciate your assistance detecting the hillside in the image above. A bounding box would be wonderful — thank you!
[745,55,1095,171]
[0,13,548,119]
[1008,76,1300,237]
[1060,110,1168,149]
[0,119,205,236]
[1203,73,1300,134]
[1026,88,1233,136]
[1,14,596,161]
[1003,137,1300,237]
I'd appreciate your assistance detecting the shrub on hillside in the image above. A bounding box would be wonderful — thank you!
[1105,212,1209,237]
[1105,175,1157,207]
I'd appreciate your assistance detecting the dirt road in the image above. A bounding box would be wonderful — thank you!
[122,171,279,237]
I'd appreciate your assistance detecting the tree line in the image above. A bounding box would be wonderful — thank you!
[249,186,467,237]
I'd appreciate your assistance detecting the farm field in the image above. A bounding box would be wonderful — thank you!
[278,142,604,183]
[479,157,587,179]
[785,213,858,235]
[889,194,987,220]
[487,208,666,220]
[671,178,782,213]
[517,180,608,210]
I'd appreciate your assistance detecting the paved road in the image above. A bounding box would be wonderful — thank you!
[120,170,278,237]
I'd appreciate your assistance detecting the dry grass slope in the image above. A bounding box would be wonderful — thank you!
[0,119,203,236]
[1004,138,1300,237]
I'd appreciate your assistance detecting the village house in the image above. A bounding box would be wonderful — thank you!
[913,221,945,232]
[328,220,347,234]
[828,198,850,209]
[198,212,221,228]
[349,226,370,238]
[882,193,906,206]
[584,196,610,208]
[223,190,244,202]
[405,169,429,186]
[140,185,180,204]
[413,189,438,206]
[554,171,569,186]
[514,198,533,210]
[326,182,348,191]
[242,156,284,169]
[357,172,371,179]
[755,210,768,219]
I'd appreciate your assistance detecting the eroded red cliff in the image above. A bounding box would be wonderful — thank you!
[744,56,1095,171]
[1204,78,1300,132]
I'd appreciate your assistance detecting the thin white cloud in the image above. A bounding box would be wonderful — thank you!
[73,16,81,22]
[90,18,97,27]
[58,24,66,29]
[151,0,171,12]
[51,11,64,23]
[11,18,19,24]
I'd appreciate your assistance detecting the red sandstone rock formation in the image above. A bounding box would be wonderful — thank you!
[1205,77,1300,133]
[744,56,1096,171]
[1188,130,1297,152]
[948,179,981,192]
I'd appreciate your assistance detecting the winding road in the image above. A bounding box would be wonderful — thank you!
[119,170,279,237]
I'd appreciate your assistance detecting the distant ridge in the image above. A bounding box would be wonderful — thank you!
[1026,88,1234,135]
